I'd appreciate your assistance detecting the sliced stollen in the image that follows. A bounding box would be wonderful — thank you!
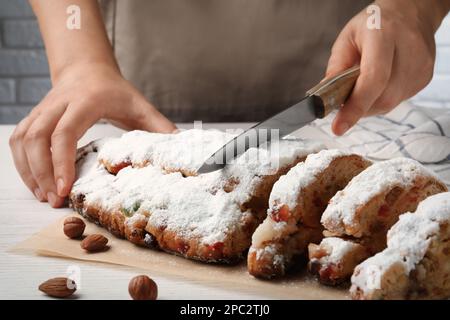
[309,158,447,285]
[248,149,371,278]
[350,192,450,300]
[308,237,369,286]
[70,129,325,263]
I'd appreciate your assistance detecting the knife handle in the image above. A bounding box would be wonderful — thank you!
[306,65,360,118]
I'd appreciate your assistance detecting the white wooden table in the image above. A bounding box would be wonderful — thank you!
[0,123,276,300]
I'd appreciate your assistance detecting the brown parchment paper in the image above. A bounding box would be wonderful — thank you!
[12,215,348,299]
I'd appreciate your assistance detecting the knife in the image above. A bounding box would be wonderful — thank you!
[197,65,360,174]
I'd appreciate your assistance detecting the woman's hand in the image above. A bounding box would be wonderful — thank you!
[327,0,450,135]
[12,0,176,207]
[9,62,176,207]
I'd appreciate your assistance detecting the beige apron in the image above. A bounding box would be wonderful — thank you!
[100,0,370,122]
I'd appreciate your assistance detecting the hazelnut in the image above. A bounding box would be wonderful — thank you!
[128,275,158,300]
[63,217,86,239]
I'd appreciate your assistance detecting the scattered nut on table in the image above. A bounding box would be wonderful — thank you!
[38,277,77,298]
[128,275,158,300]
[80,234,109,252]
[63,217,86,239]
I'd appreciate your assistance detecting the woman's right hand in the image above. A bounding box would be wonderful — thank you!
[9,62,177,208]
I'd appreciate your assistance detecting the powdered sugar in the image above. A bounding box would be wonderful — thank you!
[269,149,354,211]
[350,248,402,298]
[126,212,148,226]
[312,237,363,263]
[321,158,439,235]
[253,244,285,269]
[350,192,450,297]
[98,129,235,174]
[251,218,287,247]
[72,129,324,246]
[410,191,450,219]
[385,192,450,267]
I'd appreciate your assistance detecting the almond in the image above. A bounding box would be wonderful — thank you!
[80,234,108,252]
[128,275,158,300]
[63,217,86,239]
[38,277,77,298]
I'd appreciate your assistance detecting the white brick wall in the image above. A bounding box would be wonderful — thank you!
[0,79,15,104]
[412,14,450,108]
[3,19,43,48]
[0,0,50,124]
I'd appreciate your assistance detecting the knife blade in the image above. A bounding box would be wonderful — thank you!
[197,65,360,174]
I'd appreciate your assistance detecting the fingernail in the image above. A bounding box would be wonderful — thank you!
[337,122,350,135]
[47,192,57,207]
[57,178,65,196]
[34,188,43,201]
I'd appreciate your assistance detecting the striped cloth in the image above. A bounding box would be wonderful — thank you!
[296,101,450,186]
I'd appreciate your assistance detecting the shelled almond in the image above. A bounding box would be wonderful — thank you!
[39,277,77,298]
